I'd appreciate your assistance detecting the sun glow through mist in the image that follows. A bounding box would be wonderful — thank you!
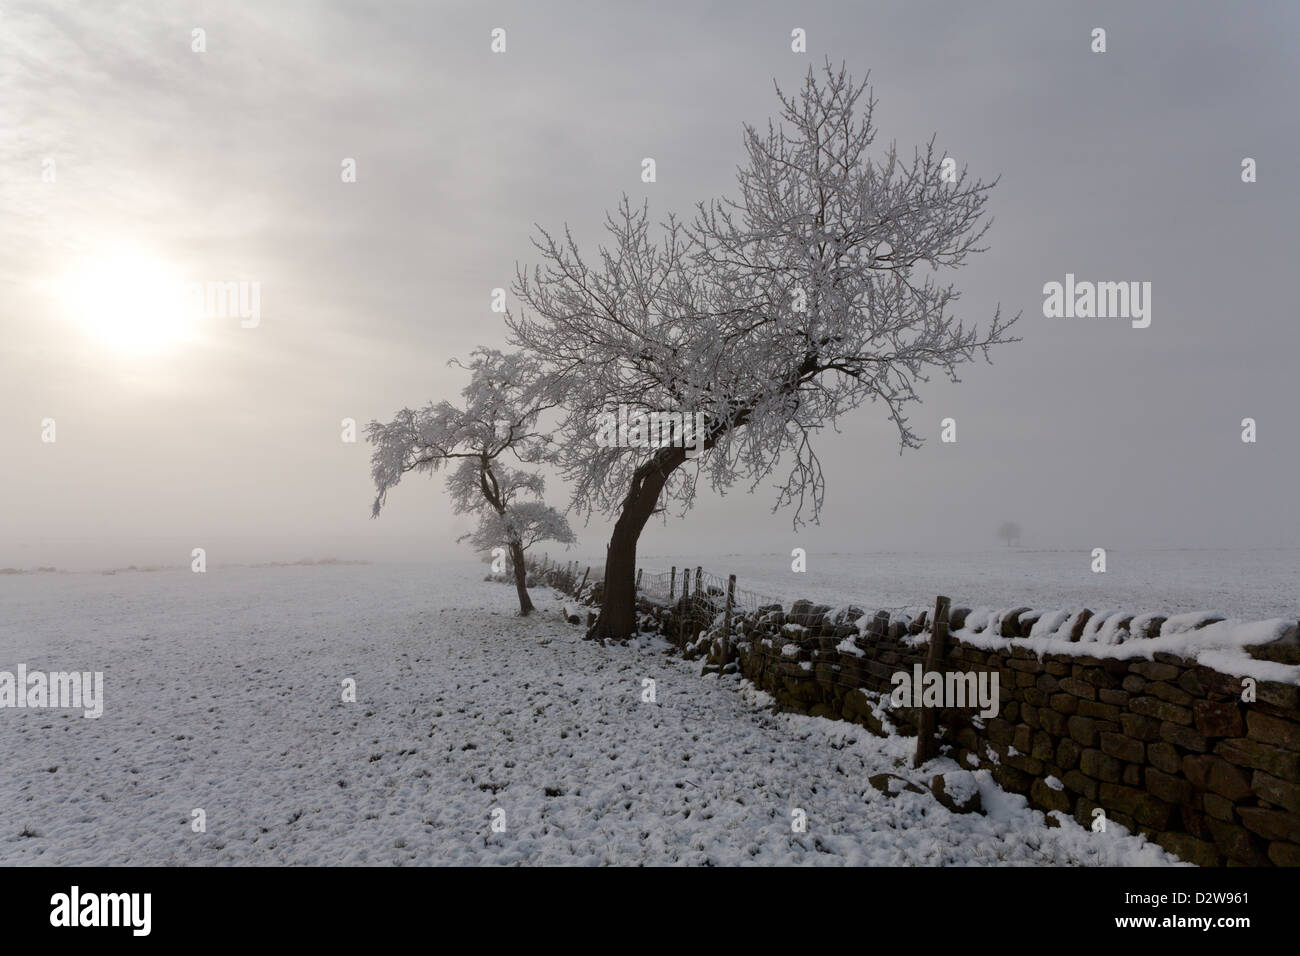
[57,252,198,355]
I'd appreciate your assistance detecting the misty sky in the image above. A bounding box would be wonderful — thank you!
[2,0,1298,571]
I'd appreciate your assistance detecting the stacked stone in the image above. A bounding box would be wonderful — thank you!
[947,644,1299,866]
[637,593,1300,866]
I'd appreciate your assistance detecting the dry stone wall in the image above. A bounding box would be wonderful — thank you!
[636,593,1300,866]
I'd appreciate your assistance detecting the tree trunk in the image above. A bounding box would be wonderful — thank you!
[509,540,534,616]
[593,448,684,640]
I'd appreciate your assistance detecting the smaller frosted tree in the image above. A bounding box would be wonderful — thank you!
[367,349,574,615]
[997,520,1022,547]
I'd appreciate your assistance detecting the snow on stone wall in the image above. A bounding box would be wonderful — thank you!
[636,594,1300,866]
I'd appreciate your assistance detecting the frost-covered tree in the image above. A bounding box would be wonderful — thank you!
[997,520,1022,547]
[510,62,1018,640]
[367,349,574,615]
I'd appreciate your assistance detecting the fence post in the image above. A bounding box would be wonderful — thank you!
[669,566,676,600]
[915,594,951,768]
[694,567,702,595]
[636,568,643,593]
[722,573,736,665]
[578,566,590,597]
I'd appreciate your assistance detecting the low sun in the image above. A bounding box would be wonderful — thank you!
[57,251,197,355]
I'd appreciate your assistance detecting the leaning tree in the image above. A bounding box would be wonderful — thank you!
[509,63,1018,640]
[366,348,574,615]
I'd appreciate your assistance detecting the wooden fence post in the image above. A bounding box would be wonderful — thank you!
[694,567,702,595]
[722,573,736,664]
[636,568,643,593]
[578,566,590,597]
[669,566,676,600]
[915,595,951,768]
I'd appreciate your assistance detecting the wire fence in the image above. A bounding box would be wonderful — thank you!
[638,564,923,623]
[525,556,592,601]
[636,566,786,615]
[525,555,920,624]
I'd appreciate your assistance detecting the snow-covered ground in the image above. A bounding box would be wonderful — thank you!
[628,548,1300,620]
[1,562,1181,865]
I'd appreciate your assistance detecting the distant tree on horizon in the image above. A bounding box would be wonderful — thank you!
[997,520,1022,548]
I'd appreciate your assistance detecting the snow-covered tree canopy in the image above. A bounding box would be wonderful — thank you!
[366,348,574,552]
[461,501,575,556]
[509,62,1019,528]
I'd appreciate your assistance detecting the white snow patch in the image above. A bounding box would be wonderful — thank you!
[0,563,1193,866]
[1029,610,1071,639]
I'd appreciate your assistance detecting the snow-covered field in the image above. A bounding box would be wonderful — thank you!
[0,562,1183,866]
[631,548,1300,620]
